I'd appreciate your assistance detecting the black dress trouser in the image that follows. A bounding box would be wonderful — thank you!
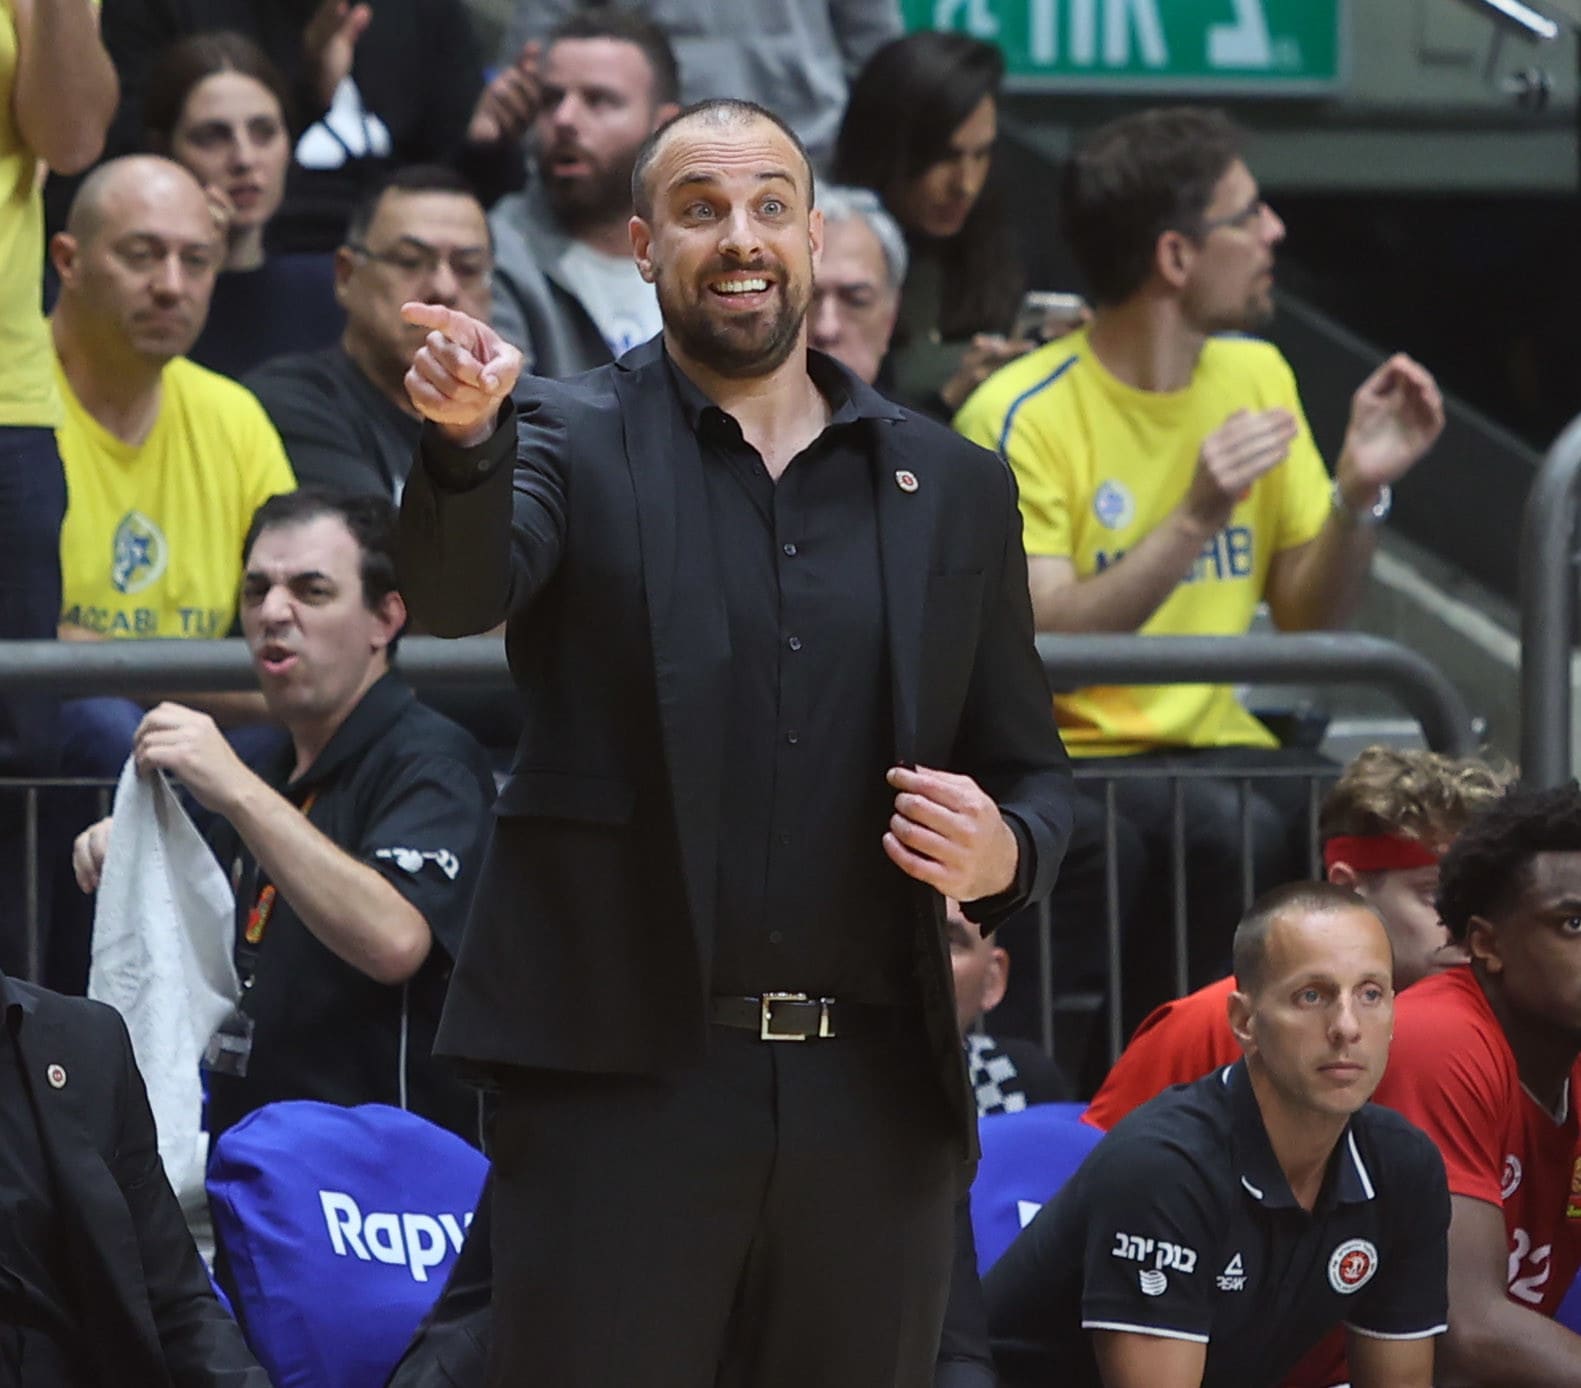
[486,1019,961,1387]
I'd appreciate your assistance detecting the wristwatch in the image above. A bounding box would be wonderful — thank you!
[1331,479,1392,527]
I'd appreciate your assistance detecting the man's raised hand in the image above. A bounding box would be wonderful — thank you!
[1338,352,1444,496]
[303,0,373,109]
[402,303,523,447]
[1181,407,1297,537]
[132,703,254,816]
[468,40,543,144]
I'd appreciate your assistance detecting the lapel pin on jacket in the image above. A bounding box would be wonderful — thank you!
[46,1063,66,1089]
[895,469,919,493]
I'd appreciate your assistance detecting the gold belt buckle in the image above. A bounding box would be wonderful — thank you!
[758,992,836,1041]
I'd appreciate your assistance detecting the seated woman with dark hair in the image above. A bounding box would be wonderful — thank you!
[833,31,1032,419]
[145,32,343,377]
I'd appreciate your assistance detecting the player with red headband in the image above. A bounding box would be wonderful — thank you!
[1084,746,1509,1132]
[1365,782,1581,1384]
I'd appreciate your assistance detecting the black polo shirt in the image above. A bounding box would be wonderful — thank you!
[205,673,495,1146]
[667,351,916,1004]
[984,1061,1450,1388]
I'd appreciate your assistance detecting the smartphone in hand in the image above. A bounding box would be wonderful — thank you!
[1013,290,1088,344]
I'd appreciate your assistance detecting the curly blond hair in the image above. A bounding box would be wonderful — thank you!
[1318,745,1512,850]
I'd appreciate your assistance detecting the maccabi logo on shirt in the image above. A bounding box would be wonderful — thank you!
[110,511,168,595]
[1093,480,1135,531]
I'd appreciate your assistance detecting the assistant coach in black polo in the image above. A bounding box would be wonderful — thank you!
[987,882,1450,1388]
[393,96,1072,1385]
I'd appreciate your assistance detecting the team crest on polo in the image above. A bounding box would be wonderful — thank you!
[1328,1238,1378,1294]
[1093,480,1135,531]
[111,511,168,594]
[1502,1154,1524,1200]
[1567,1158,1581,1218]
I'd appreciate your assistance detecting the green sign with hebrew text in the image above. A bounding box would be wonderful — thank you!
[901,0,1346,93]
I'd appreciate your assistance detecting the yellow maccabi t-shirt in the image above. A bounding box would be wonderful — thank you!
[0,6,59,426]
[56,356,297,638]
[954,325,1332,757]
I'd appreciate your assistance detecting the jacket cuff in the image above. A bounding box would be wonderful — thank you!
[960,811,1034,927]
[420,402,517,493]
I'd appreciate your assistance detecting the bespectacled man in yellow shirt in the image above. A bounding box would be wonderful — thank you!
[956,106,1444,1033]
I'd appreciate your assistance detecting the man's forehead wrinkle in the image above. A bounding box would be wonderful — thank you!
[657,136,805,195]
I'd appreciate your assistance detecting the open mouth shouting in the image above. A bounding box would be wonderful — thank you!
[547,148,594,179]
[256,641,299,678]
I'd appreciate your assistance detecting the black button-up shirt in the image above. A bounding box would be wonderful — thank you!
[668,352,914,1005]
[985,1060,1451,1388]
[0,983,91,1385]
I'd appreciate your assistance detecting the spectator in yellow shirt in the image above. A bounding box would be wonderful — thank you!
[956,107,1446,1028]
[0,0,116,978]
[44,154,295,989]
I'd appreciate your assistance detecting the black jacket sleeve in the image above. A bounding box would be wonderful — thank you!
[399,390,572,638]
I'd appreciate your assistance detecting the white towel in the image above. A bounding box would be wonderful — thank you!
[88,762,239,1206]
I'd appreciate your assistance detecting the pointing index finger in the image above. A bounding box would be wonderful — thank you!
[401,301,475,338]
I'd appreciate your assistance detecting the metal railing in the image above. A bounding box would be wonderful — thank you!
[1520,410,1581,787]
[0,631,1478,1069]
[0,630,1479,748]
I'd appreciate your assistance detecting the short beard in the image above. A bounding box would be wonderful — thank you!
[1241,289,1276,331]
[543,156,639,233]
[657,275,808,379]
[1192,293,1275,339]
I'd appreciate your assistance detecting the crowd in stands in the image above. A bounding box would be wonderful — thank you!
[3,0,1573,1385]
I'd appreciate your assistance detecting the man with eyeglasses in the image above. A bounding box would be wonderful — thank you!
[248,165,495,500]
[953,107,1446,1031]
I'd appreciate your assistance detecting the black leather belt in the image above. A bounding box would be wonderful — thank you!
[710,992,898,1041]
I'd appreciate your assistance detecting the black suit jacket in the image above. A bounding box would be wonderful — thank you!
[397,339,1072,1146]
[2,977,267,1387]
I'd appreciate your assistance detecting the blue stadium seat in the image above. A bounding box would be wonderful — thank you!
[1558,1268,1581,1335]
[207,1101,487,1388]
[970,1102,1104,1274]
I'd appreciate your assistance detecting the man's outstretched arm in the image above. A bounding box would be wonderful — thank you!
[397,302,572,639]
